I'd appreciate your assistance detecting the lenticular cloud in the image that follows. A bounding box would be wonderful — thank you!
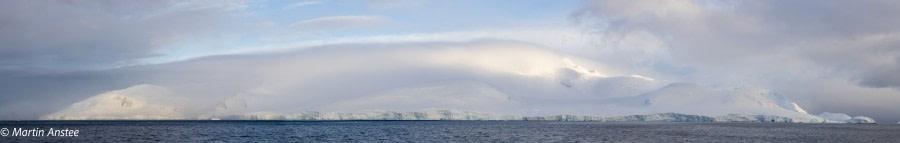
[41,41,849,122]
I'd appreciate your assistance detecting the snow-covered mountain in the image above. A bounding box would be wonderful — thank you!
[39,41,874,123]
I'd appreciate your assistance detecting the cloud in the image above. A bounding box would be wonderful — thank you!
[29,41,586,119]
[0,25,608,120]
[18,40,818,121]
[1,0,896,123]
[290,15,386,34]
[571,0,900,121]
[368,0,426,9]
[572,0,900,88]
[0,0,247,71]
[282,0,322,10]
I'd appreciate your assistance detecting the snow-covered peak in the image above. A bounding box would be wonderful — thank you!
[762,92,808,114]
[723,88,808,114]
[40,85,189,120]
[562,58,607,79]
[789,103,808,114]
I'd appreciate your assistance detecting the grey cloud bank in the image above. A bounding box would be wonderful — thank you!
[571,0,900,122]
[0,0,244,71]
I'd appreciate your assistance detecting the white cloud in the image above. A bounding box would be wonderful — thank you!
[290,15,386,33]
[39,40,818,120]
[368,0,425,9]
[143,27,606,67]
[282,0,321,10]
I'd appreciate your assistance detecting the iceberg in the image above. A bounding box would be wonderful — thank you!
[849,116,876,124]
[815,112,876,124]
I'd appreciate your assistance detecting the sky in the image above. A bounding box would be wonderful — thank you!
[0,0,898,122]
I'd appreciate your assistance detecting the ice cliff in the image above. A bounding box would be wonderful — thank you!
[197,110,828,123]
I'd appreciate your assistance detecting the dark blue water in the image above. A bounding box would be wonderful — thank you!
[1,121,898,142]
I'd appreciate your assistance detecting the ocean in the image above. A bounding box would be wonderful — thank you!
[1,121,898,142]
